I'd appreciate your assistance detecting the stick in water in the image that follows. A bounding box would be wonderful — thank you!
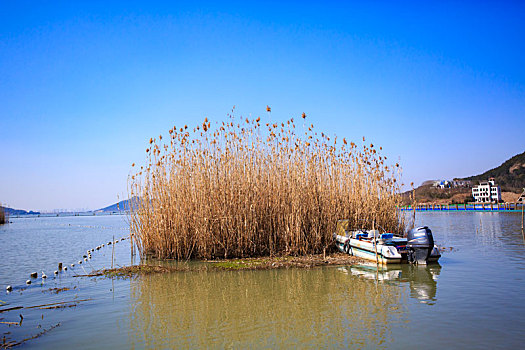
[521,202,525,240]
[112,235,115,269]
[373,220,379,265]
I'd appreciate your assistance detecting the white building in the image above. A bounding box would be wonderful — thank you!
[431,179,471,189]
[452,179,471,188]
[432,180,451,189]
[472,178,501,203]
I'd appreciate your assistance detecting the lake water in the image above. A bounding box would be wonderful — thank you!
[1,212,524,348]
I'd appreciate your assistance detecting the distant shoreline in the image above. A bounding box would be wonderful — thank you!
[6,211,129,219]
[399,202,524,212]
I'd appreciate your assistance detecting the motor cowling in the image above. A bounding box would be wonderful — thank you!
[407,226,434,264]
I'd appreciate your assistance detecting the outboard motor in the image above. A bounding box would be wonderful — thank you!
[407,226,434,264]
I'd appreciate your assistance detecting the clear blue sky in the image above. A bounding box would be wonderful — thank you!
[1,1,524,211]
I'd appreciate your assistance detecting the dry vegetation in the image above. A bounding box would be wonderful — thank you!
[401,185,473,205]
[79,254,363,278]
[0,206,5,225]
[129,109,404,260]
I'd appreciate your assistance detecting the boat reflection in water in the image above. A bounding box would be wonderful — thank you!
[339,263,441,305]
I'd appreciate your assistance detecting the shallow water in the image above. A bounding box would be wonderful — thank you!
[1,213,524,348]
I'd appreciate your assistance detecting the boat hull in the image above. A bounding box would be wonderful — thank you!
[335,237,402,264]
[334,233,441,265]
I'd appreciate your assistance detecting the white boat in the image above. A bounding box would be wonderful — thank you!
[333,221,441,265]
[337,264,442,303]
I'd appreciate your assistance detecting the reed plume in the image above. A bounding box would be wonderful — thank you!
[129,112,404,260]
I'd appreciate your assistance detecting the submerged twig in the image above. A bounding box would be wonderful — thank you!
[0,307,22,314]
[25,299,91,309]
[1,323,61,349]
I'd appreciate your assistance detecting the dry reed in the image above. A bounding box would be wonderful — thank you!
[0,205,5,225]
[129,111,404,260]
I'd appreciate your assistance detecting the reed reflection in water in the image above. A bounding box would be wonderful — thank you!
[127,266,410,348]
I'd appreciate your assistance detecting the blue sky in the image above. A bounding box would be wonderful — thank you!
[1,1,524,211]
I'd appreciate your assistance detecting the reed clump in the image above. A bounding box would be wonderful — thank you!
[0,205,5,225]
[129,111,404,260]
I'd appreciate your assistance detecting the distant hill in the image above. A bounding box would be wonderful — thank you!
[403,150,525,204]
[401,185,472,205]
[0,206,40,216]
[459,150,525,192]
[96,197,138,213]
[96,199,131,212]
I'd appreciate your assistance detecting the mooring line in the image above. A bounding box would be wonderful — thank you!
[4,235,130,292]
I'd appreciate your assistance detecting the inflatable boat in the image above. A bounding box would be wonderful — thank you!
[333,221,441,265]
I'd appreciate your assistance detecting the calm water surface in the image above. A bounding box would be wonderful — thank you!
[1,213,524,349]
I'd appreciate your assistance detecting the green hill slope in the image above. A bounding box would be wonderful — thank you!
[402,150,525,204]
[460,151,525,192]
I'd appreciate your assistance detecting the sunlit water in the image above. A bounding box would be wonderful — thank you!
[1,213,524,348]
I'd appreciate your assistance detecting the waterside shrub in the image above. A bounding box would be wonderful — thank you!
[129,111,404,260]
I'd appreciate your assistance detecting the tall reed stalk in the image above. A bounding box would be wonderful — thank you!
[129,112,404,260]
[0,205,5,225]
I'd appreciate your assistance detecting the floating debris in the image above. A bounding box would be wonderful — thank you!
[25,299,91,310]
[0,314,23,326]
[45,287,71,294]
[2,322,61,348]
[0,235,132,295]
[40,304,77,310]
[0,306,22,313]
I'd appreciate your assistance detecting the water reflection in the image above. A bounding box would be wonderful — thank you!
[403,265,440,304]
[128,266,410,348]
[416,212,525,265]
[342,264,441,305]
[2,213,525,348]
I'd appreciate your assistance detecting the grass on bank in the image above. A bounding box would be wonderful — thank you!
[129,110,405,260]
[77,253,364,278]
